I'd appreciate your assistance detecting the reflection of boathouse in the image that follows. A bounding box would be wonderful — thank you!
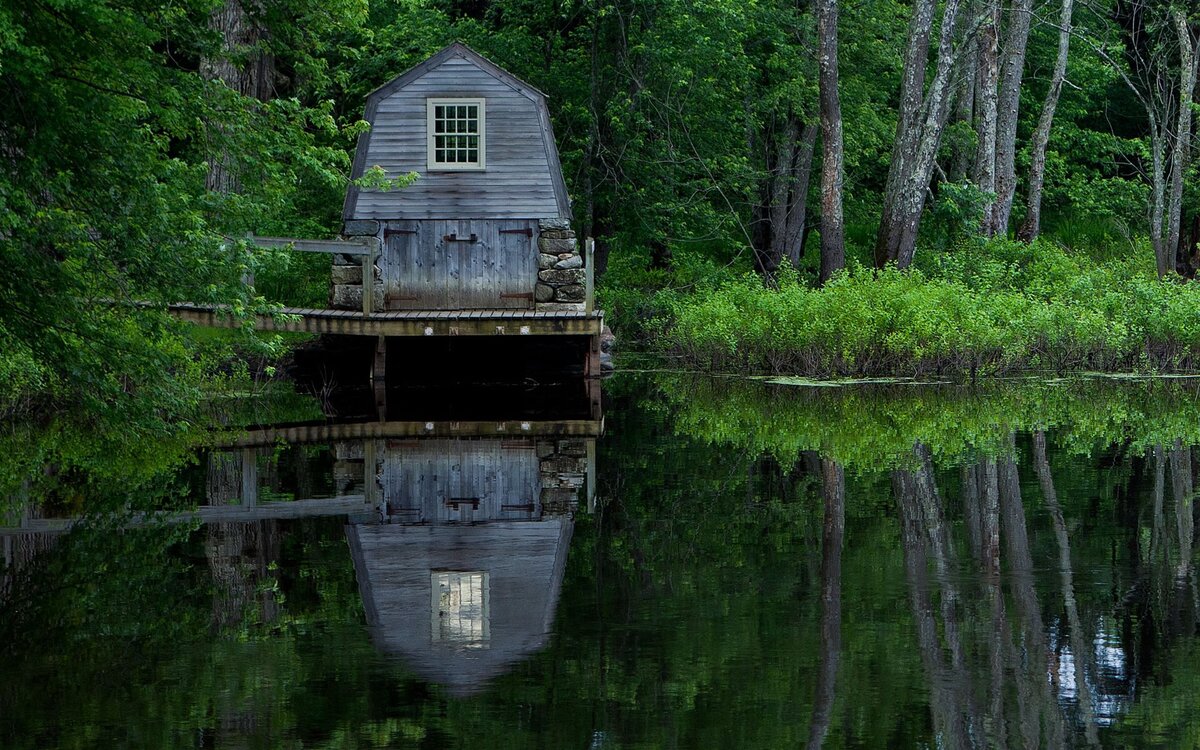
[349,519,573,695]
[1,415,599,697]
[339,431,592,695]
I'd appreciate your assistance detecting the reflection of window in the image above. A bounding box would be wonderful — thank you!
[427,98,485,170]
[431,571,490,647]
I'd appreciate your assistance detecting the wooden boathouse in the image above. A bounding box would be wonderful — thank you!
[169,42,604,377]
[337,42,581,313]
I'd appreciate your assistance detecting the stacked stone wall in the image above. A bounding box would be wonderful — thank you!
[330,220,383,311]
[536,438,589,515]
[535,218,586,311]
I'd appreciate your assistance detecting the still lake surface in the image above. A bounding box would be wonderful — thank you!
[3,372,1200,748]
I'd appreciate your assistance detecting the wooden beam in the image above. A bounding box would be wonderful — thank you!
[168,304,603,337]
[0,494,377,536]
[248,235,376,256]
[584,237,595,315]
[222,419,605,448]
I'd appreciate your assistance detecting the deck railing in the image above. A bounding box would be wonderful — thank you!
[248,235,379,314]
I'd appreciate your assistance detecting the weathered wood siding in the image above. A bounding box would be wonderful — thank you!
[347,48,570,220]
[346,519,573,695]
[381,439,540,522]
[383,219,535,309]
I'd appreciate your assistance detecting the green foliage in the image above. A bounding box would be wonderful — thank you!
[653,372,1200,469]
[0,0,362,418]
[667,239,1200,376]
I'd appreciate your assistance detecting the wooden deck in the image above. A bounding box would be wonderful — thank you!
[222,418,604,448]
[168,302,604,337]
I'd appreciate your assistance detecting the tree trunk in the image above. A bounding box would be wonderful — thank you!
[875,0,967,268]
[974,0,1001,236]
[785,124,820,270]
[817,0,846,284]
[1017,0,1075,243]
[875,0,939,268]
[761,118,820,275]
[1167,12,1199,275]
[992,0,1034,234]
[1151,114,1169,276]
[201,0,272,195]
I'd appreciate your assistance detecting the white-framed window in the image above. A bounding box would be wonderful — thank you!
[431,570,490,647]
[427,98,486,170]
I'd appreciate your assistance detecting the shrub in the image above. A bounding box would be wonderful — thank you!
[664,239,1200,377]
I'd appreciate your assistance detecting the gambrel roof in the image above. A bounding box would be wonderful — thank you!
[343,43,572,221]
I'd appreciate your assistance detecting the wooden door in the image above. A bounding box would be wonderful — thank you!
[496,220,535,309]
[383,220,419,310]
[384,219,535,310]
[382,439,540,523]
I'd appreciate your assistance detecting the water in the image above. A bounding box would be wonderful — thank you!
[3,373,1200,748]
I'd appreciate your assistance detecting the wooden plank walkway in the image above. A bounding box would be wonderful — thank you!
[168,303,604,336]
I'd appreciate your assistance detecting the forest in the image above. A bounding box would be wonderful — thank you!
[4,0,1200,420]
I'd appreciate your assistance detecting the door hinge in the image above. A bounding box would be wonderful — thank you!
[383,227,417,239]
[499,227,533,237]
[499,292,534,300]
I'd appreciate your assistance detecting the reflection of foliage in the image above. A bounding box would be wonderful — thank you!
[656,373,1200,469]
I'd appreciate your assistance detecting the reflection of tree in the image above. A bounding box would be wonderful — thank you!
[899,437,1085,749]
[895,444,981,748]
[806,457,843,749]
[1033,430,1098,747]
[998,435,1066,748]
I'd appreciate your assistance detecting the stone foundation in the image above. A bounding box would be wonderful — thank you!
[535,218,586,311]
[330,220,383,311]
[536,438,589,515]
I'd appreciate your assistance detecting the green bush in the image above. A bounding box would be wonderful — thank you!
[665,239,1200,377]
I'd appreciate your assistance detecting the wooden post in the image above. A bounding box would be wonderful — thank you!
[584,237,596,315]
[362,251,374,316]
[363,440,381,514]
[586,438,597,513]
[371,334,387,382]
[371,334,387,421]
[584,329,601,379]
[241,447,258,508]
